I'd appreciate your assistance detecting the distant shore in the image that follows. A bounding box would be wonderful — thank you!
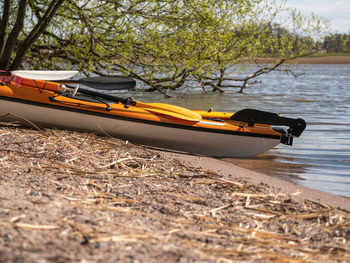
[245,55,350,64]
[295,55,350,64]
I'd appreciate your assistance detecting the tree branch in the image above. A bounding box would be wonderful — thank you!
[238,58,286,93]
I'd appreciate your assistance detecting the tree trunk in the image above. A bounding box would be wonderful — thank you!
[0,0,11,59]
[0,0,27,69]
[10,0,66,70]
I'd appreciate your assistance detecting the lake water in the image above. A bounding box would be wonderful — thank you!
[122,64,350,197]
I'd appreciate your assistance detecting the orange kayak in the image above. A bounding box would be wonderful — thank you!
[0,78,306,157]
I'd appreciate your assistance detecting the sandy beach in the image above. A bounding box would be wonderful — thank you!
[0,124,349,262]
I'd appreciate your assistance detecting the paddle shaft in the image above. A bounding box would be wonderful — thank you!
[68,86,202,121]
[72,86,130,105]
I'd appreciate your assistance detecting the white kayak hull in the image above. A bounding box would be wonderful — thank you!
[0,97,280,157]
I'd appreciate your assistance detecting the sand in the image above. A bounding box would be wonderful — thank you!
[0,124,349,262]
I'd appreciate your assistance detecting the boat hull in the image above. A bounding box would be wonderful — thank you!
[0,96,280,157]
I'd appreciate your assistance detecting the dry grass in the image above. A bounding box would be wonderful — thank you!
[0,122,349,262]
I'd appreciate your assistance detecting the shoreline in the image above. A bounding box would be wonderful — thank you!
[295,55,350,64]
[1,126,349,262]
[158,150,350,211]
[245,55,350,64]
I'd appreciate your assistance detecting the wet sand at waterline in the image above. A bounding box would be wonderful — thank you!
[0,124,349,262]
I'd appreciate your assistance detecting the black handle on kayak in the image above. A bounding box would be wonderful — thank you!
[230,108,306,137]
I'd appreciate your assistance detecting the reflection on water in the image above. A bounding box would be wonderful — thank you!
[222,153,308,182]
[120,64,350,197]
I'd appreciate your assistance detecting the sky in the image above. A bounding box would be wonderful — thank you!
[285,0,350,33]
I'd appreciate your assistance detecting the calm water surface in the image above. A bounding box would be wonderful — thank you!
[123,64,350,197]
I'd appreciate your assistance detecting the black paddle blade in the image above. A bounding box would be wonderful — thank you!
[231,108,306,137]
[79,76,136,90]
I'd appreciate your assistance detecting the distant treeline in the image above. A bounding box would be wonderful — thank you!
[323,34,350,53]
[267,24,350,54]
